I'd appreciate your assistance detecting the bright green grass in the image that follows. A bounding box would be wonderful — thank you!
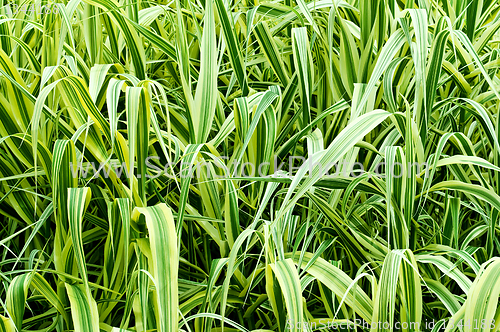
[1,0,500,331]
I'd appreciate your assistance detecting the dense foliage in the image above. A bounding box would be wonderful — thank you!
[1,0,500,331]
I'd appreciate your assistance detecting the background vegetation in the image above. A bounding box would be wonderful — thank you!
[0,0,500,330]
